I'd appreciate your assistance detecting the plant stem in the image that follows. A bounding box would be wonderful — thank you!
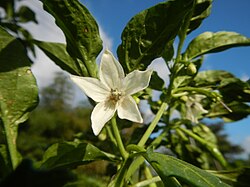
[106,125,117,147]
[132,176,161,187]
[2,118,19,170]
[111,116,129,160]
[144,166,157,187]
[137,101,168,147]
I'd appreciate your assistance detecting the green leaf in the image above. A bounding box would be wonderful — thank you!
[0,0,14,19]
[209,168,250,187]
[34,40,83,75]
[117,0,194,72]
[42,0,102,77]
[0,26,38,168]
[187,0,212,34]
[208,101,250,122]
[184,31,250,60]
[16,6,38,24]
[219,77,250,103]
[0,27,38,126]
[149,71,165,91]
[39,141,116,170]
[143,150,230,187]
[194,70,234,87]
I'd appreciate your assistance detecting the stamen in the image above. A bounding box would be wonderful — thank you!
[109,88,122,102]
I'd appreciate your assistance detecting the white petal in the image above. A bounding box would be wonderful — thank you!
[70,75,110,102]
[91,101,116,135]
[99,49,125,89]
[117,96,143,123]
[123,70,152,95]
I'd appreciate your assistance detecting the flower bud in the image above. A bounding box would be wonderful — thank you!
[186,63,197,75]
[180,95,188,102]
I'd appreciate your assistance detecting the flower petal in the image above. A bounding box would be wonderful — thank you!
[100,49,124,89]
[91,101,116,135]
[123,70,152,95]
[70,75,109,102]
[117,96,143,123]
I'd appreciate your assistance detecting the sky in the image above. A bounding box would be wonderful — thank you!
[19,0,250,157]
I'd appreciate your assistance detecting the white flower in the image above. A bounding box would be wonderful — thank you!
[70,49,152,135]
[185,94,208,123]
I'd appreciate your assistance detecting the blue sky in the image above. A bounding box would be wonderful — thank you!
[81,0,250,156]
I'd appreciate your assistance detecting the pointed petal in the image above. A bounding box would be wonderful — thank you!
[117,96,143,123]
[123,70,152,95]
[100,49,124,89]
[70,75,109,102]
[91,101,116,135]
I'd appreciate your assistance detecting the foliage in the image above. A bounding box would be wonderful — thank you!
[1,0,250,186]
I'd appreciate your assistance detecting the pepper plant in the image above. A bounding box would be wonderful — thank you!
[1,0,250,186]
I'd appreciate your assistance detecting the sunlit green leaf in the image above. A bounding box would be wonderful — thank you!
[0,26,38,169]
[117,0,194,72]
[39,141,116,170]
[0,27,38,126]
[184,31,250,60]
[34,40,82,75]
[194,70,234,87]
[143,149,230,187]
[42,0,102,77]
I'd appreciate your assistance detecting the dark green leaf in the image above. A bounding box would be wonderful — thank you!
[0,0,14,19]
[184,31,250,60]
[16,6,38,24]
[194,70,250,118]
[117,0,194,72]
[149,71,165,90]
[39,141,116,170]
[42,0,102,77]
[0,26,38,127]
[143,149,230,187]
[219,77,250,102]
[187,0,212,34]
[208,101,250,122]
[34,40,83,75]
[162,41,175,62]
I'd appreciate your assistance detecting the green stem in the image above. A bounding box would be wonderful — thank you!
[2,119,19,170]
[106,125,117,147]
[111,116,129,160]
[137,102,168,147]
[132,176,161,187]
[144,166,157,187]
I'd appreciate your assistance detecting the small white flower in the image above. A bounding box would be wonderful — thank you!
[185,94,208,123]
[70,49,152,135]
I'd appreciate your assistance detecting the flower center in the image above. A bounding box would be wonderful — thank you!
[109,88,122,102]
